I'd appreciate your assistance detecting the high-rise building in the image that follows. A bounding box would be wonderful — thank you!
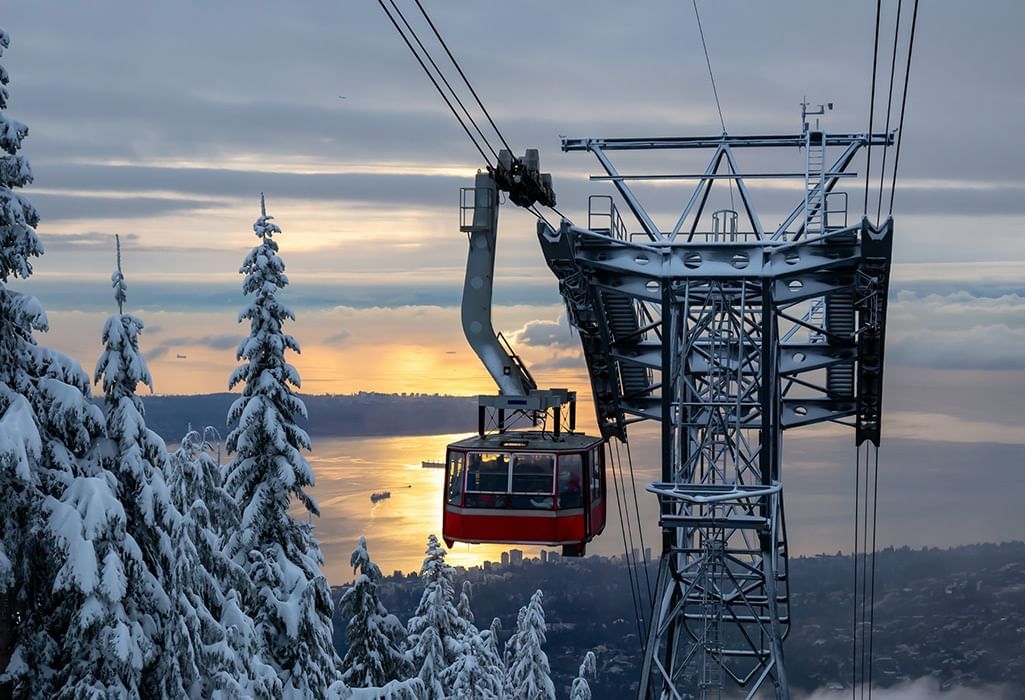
[510,549,524,566]
[540,550,549,564]
[501,551,510,567]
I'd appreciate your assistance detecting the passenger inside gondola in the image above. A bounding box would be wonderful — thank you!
[510,454,554,509]
[558,453,584,509]
[465,452,509,508]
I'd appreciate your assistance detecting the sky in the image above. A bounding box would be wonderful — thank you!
[3,1,1025,570]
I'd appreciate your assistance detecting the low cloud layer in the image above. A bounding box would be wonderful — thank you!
[888,290,1025,369]
[801,678,1014,700]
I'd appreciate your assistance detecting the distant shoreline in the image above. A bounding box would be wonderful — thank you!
[135,392,478,441]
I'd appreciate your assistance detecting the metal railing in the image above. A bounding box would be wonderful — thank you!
[588,194,626,240]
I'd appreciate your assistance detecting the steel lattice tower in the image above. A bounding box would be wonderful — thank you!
[538,125,894,699]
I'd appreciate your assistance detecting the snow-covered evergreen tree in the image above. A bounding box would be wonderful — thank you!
[443,627,506,700]
[339,536,411,688]
[47,239,182,696]
[332,678,425,700]
[166,429,280,698]
[443,579,505,699]
[457,579,475,626]
[506,590,556,700]
[407,535,465,699]
[0,27,107,697]
[0,27,39,284]
[223,195,339,697]
[484,616,505,671]
[569,651,596,700]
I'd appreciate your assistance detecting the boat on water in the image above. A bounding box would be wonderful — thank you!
[370,491,391,503]
[422,460,445,469]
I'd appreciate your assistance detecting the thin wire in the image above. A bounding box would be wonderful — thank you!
[387,0,499,162]
[376,0,493,168]
[625,441,653,604]
[614,440,647,638]
[863,0,883,218]
[867,444,882,699]
[888,0,920,216]
[691,0,725,134]
[691,0,736,212]
[860,444,872,700]
[875,0,904,225]
[412,0,514,154]
[609,442,645,643]
[851,443,861,698]
[527,205,553,230]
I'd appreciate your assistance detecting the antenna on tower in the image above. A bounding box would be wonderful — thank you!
[801,97,834,132]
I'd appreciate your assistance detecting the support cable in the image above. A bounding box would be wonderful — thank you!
[609,443,646,645]
[888,0,920,216]
[625,440,654,604]
[409,0,568,224]
[614,440,648,640]
[691,0,725,134]
[376,0,494,168]
[851,442,861,698]
[867,443,882,699]
[875,0,904,226]
[387,0,499,162]
[691,0,736,213]
[860,442,872,700]
[412,0,514,154]
[863,0,883,217]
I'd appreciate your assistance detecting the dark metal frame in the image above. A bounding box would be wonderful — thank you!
[537,129,894,699]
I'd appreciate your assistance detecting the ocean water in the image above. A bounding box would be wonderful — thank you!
[307,433,549,583]
[302,425,1025,585]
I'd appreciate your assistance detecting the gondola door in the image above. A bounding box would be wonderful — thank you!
[588,445,606,537]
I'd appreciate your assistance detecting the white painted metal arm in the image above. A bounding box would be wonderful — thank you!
[461,171,537,396]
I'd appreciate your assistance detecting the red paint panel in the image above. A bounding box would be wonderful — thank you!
[444,510,587,545]
[589,499,606,537]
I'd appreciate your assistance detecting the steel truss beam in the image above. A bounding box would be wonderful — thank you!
[537,131,893,699]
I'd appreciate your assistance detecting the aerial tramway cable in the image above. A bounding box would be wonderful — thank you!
[376,0,494,168]
[888,0,920,216]
[385,0,500,163]
[410,0,513,155]
[875,0,904,225]
[385,0,574,223]
[866,442,882,699]
[851,442,862,697]
[624,441,653,604]
[863,0,883,219]
[609,443,647,645]
[856,2,920,694]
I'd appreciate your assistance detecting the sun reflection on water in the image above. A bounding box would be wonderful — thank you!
[307,433,543,583]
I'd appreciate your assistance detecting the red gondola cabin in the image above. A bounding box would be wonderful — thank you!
[442,431,606,556]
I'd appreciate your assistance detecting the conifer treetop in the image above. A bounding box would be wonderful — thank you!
[94,240,152,407]
[254,192,281,241]
[0,25,41,284]
[111,234,126,314]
